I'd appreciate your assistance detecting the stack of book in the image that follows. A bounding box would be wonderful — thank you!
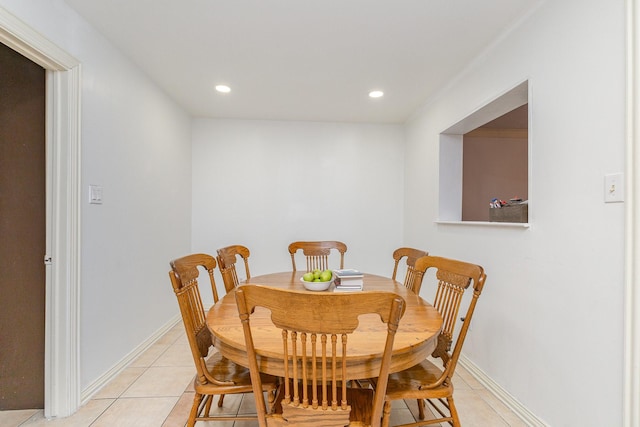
[333,269,364,292]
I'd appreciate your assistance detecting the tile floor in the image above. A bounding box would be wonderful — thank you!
[0,323,528,426]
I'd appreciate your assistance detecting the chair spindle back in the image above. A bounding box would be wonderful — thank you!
[288,241,347,272]
[236,285,405,427]
[416,255,486,379]
[216,244,251,293]
[391,247,429,293]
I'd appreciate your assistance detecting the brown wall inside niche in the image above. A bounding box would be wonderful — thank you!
[461,132,528,221]
[0,42,46,410]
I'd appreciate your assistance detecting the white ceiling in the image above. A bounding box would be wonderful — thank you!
[63,0,542,124]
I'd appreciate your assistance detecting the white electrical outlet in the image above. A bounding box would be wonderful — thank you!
[604,173,624,203]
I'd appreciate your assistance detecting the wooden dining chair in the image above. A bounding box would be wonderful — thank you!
[391,247,429,294]
[236,285,406,427]
[380,255,487,427]
[216,244,251,293]
[288,240,347,272]
[169,254,278,426]
[170,252,222,304]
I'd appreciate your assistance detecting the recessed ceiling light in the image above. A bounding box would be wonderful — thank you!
[369,90,384,98]
[215,85,231,93]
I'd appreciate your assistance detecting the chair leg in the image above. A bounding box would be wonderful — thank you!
[447,396,461,427]
[217,393,225,407]
[417,398,425,419]
[188,392,204,427]
[203,394,213,416]
[382,400,392,427]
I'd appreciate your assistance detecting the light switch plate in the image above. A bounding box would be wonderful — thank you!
[89,184,103,204]
[604,173,624,203]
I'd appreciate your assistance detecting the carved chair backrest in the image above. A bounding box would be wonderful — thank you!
[216,244,251,293]
[169,253,221,386]
[416,255,486,386]
[391,247,429,293]
[288,241,347,272]
[236,285,405,427]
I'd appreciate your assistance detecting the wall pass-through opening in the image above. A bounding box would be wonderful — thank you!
[438,81,529,225]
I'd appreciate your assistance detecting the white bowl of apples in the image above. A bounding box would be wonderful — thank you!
[301,269,334,291]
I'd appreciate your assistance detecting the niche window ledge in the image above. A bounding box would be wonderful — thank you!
[435,220,530,229]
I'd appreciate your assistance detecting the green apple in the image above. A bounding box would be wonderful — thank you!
[302,272,314,282]
[320,270,332,282]
[313,269,322,279]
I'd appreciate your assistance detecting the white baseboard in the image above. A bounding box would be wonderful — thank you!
[459,354,548,427]
[80,314,181,403]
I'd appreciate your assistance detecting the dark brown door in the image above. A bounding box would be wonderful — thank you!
[0,42,46,410]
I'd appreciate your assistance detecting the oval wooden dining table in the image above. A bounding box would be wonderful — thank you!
[206,271,443,380]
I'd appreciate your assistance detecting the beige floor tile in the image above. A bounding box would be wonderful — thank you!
[92,367,147,399]
[184,377,196,393]
[162,392,193,427]
[171,322,186,332]
[475,390,529,427]
[91,397,178,427]
[122,366,196,398]
[388,407,420,426]
[402,398,419,413]
[163,392,252,427]
[129,342,172,368]
[0,409,39,427]
[454,389,510,427]
[389,398,409,410]
[153,340,193,367]
[210,393,244,415]
[404,398,445,427]
[451,371,472,390]
[198,421,236,427]
[230,420,259,427]
[174,334,189,347]
[237,392,258,415]
[21,399,114,426]
[500,412,530,427]
[155,326,184,346]
[475,388,512,414]
[455,364,485,390]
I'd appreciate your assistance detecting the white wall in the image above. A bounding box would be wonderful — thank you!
[191,118,405,301]
[405,0,626,425]
[0,0,192,392]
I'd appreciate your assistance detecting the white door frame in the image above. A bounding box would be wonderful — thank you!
[0,7,81,418]
[625,1,640,426]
